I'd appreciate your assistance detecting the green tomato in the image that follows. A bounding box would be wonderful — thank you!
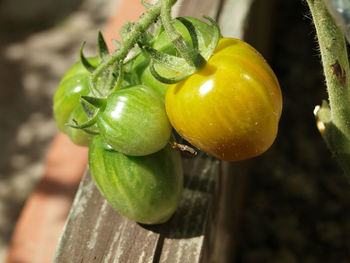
[89,135,183,225]
[131,17,214,99]
[96,85,172,156]
[53,57,99,146]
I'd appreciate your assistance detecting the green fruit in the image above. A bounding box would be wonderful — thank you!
[89,135,183,224]
[96,85,172,156]
[53,57,99,146]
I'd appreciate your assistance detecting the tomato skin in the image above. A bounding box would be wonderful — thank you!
[165,38,282,162]
[132,17,214,99]
[53,57,99,146]
[97,85,172,156]
[88,135,183,224]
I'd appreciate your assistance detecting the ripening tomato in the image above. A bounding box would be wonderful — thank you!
[165,38,282,162]
[53,57,99,146]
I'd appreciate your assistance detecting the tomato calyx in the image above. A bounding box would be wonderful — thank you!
[140,15,221,84]
[77,0,221,96]
[65,95,106,134]
[87,0,177,98]
[160,0,206,70]
[78,31,123,98]
[65,99,101,135]
[80,31,109,73]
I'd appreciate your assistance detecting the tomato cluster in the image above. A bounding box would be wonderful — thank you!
[53,15,282,224]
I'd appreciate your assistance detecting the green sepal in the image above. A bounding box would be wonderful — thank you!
[111,62,124,93]
[176,17,199,50]
[98,31,109,59]
[89,61,118,97]
[81,99,98,118]
[65,117,99,135]
[81,96,107,108]
[80,128,99,135]
[141,0,153,9]
[177,15,221,61]
[142,44,194,71]
[200,15,221,60]
[67,114,98,129]
[139,30,154,47]
[149,60,194,84]
[172,36,207,69]
[143,45,196,83]
[152,19,163,40]
[141,15,221,84]
[80,42,97,73]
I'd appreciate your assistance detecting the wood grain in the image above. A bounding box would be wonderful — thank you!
[53,171,161,262]
[54,154,219,262]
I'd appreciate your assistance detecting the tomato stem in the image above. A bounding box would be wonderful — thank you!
[89,0,177,96]
[160,0,206,70]
[307,0,350,176]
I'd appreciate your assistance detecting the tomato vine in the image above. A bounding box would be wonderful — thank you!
[52,0,283,224]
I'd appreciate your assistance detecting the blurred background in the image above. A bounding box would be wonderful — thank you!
[235,1,350,262]
[0,0,118,260]
[1,0,350,262]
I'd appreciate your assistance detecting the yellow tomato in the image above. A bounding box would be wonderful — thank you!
[165,38,282,162]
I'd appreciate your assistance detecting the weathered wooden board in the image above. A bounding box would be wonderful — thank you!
[52,0,273,261]
[53,171,161,262]
[54,154,219,262]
